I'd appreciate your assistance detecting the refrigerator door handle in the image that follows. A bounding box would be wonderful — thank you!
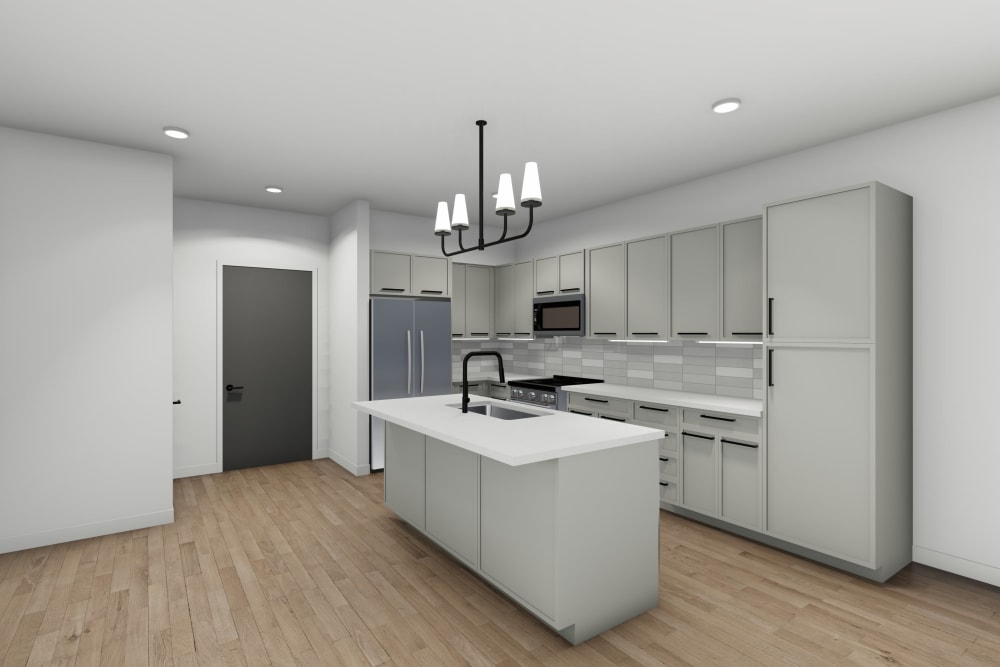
[407,329,412,394]
[420,330,426,393]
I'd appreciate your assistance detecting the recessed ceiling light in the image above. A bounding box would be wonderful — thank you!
[162,126,190,139]
[712,98,742,114]
[265,186,283,194]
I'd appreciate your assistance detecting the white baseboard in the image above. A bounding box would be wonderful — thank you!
[173,463,221,479]
[0,509,175,555]
[326,449,370,476]
[913,545,1000,588]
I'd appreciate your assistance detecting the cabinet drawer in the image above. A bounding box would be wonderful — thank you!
[633,402,678,428]
[659,430,678,455]
[659,480,678,504]
[568,393,632,418]
[682,409,759,436]
[658,454,678,480]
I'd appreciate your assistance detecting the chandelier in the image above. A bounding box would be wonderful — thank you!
[434,120,542,257]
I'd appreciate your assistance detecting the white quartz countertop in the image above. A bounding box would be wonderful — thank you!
[451,372,542,384]
[353,394,664,466]
[563,383,763,418]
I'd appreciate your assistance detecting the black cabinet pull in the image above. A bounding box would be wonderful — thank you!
[676,332,708,335]
[225,384,244,391]
[682,431,714,441]
[659,482,670,487]
[722,439,759,449]
[379,287,405,292]
[630,332,660,336]
[419,289,443,294]
[659,457,671,462]
[172,400,181,405]
[451,333,463,337]
[731,332,763,336]
[600,415,626,422]
[570,409,593,416]
[470,332,489,337]
[593,332,617,336]
[701,414,736,422]
[495,331,511,336]
[768,349,774,387]
[536,290,555,295]
[584,397,609,403]
[638,405,670,412]
[514,332,532,336]
[560,288,581,293]
[767,298,774,335]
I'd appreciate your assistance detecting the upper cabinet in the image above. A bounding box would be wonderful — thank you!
[626,236,668,339]
[765,187,870,341]
[721,217,763,339]
[670,226,719,339]
[371,251,448,297]
[588,243,626,338]
[452,263,492,338]
[535,251,584,296]
[494,261,533,338]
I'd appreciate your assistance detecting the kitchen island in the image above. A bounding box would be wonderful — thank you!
[352,394,663,644]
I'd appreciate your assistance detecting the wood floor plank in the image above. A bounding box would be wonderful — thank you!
[5,458,1000,666]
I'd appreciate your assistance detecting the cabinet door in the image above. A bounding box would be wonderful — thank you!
[412,255,448,296]
[535,256,558,295]
[494,264,515,336]
[384,423,425,529]
[626,236,667,338]
[681,431,716,516]
[671,226,719,339]
[766,346,871,564]
[558,251,584,293]
[451,263,466,337]
[720,438,760,530]
[588,244,625,338]
[425,437,479,567]
[371,251,411,294]
[465,265,492,337]
[766,187,870,340]
[514,261,534,336]
[722,218,763,338]
[481,458,556,620]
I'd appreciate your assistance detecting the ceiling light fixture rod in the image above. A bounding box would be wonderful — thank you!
[435,120,541,257]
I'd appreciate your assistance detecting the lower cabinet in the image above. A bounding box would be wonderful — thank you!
[720,437,760,530]
[384,423,425,529]
[681,431,717,516]
[425,437,480,568]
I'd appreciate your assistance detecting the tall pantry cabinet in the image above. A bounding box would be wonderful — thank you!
[763,182,912,582]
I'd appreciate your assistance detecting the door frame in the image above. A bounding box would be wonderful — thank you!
[216,261,320,472]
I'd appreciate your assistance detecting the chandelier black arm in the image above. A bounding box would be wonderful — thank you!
[478,207,535,250]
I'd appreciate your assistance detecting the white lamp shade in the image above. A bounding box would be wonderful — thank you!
[451,194,470,229]
[434,201,452,236]
[495,173,516,214]
[520,162,542,205]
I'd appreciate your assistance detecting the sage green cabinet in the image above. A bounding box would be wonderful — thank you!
[495,262,533,337]
[587,243,626,338]
[371,250,411,295]
[535,251,584,295]
[722,217,763,339]
[680,431,716,516]
[720,438,760,530]
[425,437,480,568]
[535,256,558,295]
[412,255,449,296]
[451,263,492,337]
[670,226,719,339]
[626,236,668,338]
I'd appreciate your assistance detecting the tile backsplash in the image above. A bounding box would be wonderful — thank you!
[452,338,763,400]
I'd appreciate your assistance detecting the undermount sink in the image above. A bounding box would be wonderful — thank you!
[448,401,551,420]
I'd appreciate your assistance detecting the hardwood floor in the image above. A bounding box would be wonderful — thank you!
[2,459,999,666]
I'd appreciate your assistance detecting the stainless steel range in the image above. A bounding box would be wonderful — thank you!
[507,375,604,411]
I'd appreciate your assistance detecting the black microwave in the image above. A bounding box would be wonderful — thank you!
[533,294,586,337]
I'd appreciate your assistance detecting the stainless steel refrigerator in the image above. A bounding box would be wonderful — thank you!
[369,297,452,470]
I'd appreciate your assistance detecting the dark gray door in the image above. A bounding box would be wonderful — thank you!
[223,266,312,471]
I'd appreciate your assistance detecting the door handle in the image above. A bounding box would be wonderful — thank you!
[406,330,412,395]
[420,330,425,394]
[225,384,244,391]
[173,400,181,405]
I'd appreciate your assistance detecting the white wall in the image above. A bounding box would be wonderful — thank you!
[172,198,330,477]
[514,95,1000,585]
[0,126,174,553]
[330,201,371,474]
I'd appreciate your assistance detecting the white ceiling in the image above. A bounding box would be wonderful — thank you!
[3,1,1000,224]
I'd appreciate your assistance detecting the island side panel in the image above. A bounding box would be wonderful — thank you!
[384,422,425,530]
[425,437,480,569]
[556,439,660,644]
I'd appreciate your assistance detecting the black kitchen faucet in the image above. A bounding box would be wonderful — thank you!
[461,351,505,413]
